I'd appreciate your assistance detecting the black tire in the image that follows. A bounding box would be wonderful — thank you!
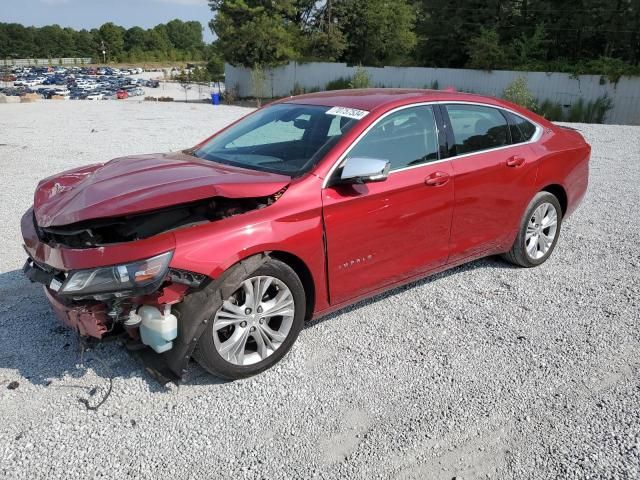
[502,191,563,268]
[190,258,305,380]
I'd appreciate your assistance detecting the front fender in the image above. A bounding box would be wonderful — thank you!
[170,177,328,313]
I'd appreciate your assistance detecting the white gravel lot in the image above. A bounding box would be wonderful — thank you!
[0,101,638,480]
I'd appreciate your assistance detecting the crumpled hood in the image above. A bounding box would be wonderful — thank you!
[33,152,291,227]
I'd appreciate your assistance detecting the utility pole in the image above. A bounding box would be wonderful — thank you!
[100,40,106,64]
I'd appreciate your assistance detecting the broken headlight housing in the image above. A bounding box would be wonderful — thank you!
[60,251,173,296]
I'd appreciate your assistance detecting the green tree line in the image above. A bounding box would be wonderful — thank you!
[210,0,640,77]
[0,19,207,62]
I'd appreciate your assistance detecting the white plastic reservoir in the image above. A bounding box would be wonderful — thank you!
[138,305,178,353]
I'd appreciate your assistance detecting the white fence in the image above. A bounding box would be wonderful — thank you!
[1,58,92,67]
[225,62,640,125]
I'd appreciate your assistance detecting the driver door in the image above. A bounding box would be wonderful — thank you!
[322,105,455,305]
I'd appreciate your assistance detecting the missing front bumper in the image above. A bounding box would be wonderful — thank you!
[43,287,110,338]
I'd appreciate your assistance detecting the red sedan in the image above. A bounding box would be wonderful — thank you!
[22,89,590,379]
[116,89,129,100]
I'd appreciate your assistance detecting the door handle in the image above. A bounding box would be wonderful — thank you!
[506,155,526,167]
[425,171,450,187]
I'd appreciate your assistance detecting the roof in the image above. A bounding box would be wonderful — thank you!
[280,88,552,126]
[281,88,489,111]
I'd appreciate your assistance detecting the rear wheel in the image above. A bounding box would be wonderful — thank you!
[193,259,305,379]
[503,192,563,267]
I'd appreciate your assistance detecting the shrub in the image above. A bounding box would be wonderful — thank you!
[567,95,613,123]
[223,86,238,105]
[534,95,613,123]
[251,65,267,106]
[502,76,537,111]
[325,77,351,90]
[349,65,371,89]
[291,82,305,96]
[535,99,565,121]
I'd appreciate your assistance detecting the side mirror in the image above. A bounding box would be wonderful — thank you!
[338,157,390,184]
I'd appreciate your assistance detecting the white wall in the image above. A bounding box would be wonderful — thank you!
[225,62,640,125]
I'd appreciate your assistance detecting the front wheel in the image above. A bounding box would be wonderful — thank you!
[193,259,306,380]
[502,191,563,268]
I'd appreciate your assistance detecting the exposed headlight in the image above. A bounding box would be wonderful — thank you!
[60,251,173,296]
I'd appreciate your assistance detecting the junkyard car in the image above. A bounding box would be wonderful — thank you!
[22,89,590,379]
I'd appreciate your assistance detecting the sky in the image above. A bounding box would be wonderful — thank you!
[1,0,216,41]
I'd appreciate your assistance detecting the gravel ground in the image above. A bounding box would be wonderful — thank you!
[0,101,638,480]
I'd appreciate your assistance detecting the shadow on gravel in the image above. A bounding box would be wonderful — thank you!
[305,255,518,329]
[0,269,197,391]
[0,256,515,388]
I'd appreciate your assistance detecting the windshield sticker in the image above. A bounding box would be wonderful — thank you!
[326,106,369,120]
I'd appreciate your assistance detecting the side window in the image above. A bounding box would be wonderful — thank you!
[505,111,537,144]
[445,105,509,155]
[346,106,439,170]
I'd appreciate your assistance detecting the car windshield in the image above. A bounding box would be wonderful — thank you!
[191,103,361,176]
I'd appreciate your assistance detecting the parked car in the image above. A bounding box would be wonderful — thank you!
[21,89,590,380]
[86,93,104,100]
[127,87,145,97]
[116,89,129,99]
[53,87,70,96]
[18,79,39,87]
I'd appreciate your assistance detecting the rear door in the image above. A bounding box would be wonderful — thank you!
[441,104,540,262]
[322,105,454,305]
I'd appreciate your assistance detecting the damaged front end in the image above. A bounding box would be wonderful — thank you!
[34,192,285,249]
[23,187,287,381]
[22,150,293,381]
[23,251,198,345]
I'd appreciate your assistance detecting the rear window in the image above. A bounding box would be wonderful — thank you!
[506,111,538,143]
[445,105,509,155]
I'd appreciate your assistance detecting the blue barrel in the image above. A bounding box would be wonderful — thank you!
[211,92,220,105]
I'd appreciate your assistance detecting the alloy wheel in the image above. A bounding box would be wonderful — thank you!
[525,202,558,260]
[212,276,295,366]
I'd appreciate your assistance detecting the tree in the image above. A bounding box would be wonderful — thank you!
[208,0,299,67]
[295,0,346,61]
[204,45,225,82]
[512,24,549,66]
[145,25,172,53]
[124,27,147,51]
[303,28,346,62]
[177,70,192,101]
[166,19,203,50]
[73,29,96,57]
[0,21,207,62]
[333,0,417,66]
[415,0,499,68]
[467,28,509,70]
[98,22,125,61]
[35,25,75,58]
[3,24,36,58]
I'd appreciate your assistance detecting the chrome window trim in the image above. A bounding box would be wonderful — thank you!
[321,100,543,188]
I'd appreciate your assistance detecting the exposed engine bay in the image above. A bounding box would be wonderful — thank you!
[34,190,285,249]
